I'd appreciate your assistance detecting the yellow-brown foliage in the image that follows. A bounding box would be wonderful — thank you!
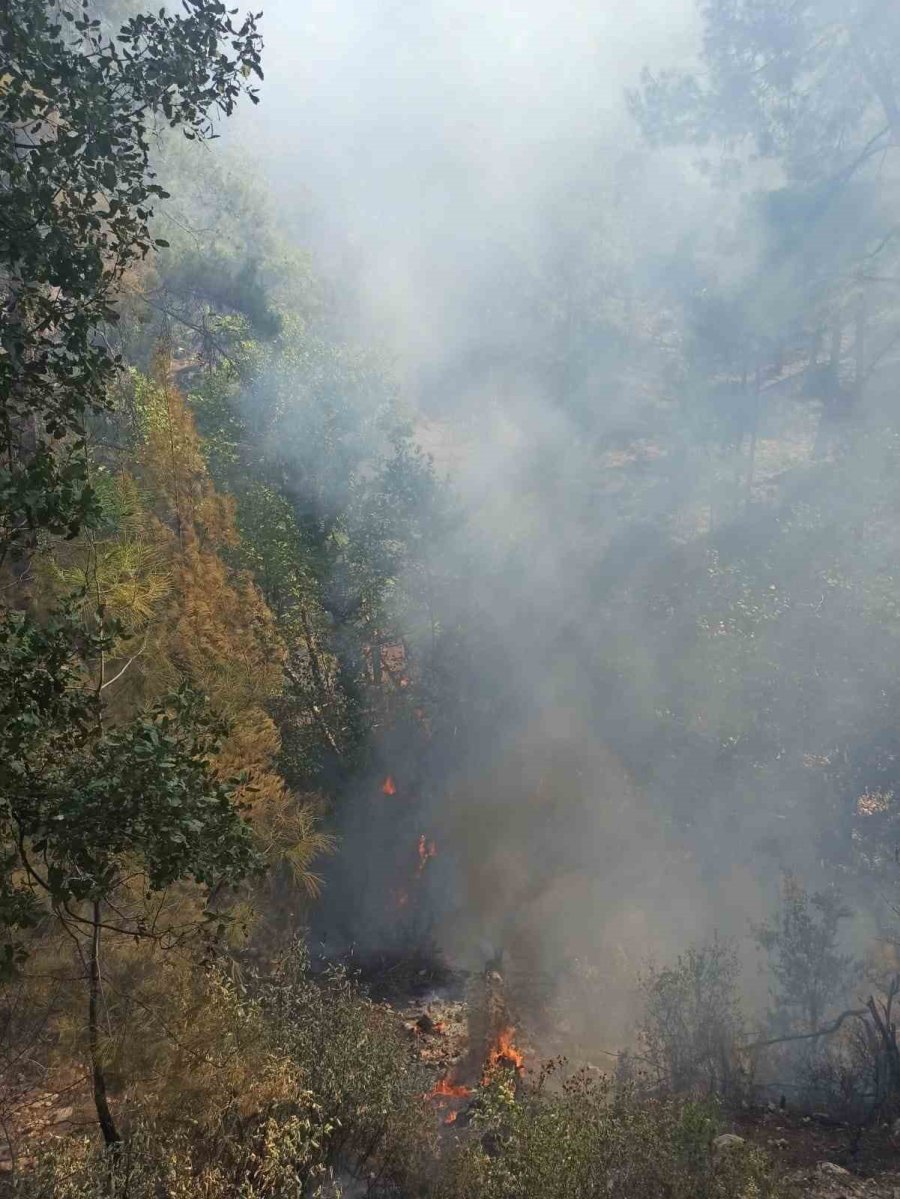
[13,363,333,1149]
[41,365,329,891]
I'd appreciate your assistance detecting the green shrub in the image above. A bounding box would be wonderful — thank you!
[6,948,786,1199]
[5,944,433,1197]
[755,875,857,1040]
[638,936,750,1100]
[436,1069,782,1199]
[257,943,436,1190]
[4,1116,339,1199]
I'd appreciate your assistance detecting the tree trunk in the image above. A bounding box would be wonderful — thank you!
[88,901,121,1148]
[855,291,868,405]
[746,361,761,506]
[829,316,842,376]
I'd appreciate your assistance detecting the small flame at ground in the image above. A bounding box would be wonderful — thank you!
[426,1027,525,1125]
[381,775,397,796]
[430,1075,471,1100]
[417,834,437,873]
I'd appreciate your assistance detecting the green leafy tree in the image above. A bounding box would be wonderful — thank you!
[0,0,262,558]
[0,0,269,1147]
[630,1,900,179]
[190,330,445,790]
[630,0,900,438]
[0,603,263,1145]
[755,874,857,1036]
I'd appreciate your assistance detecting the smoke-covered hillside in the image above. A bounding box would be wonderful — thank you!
[3,1,900,1194]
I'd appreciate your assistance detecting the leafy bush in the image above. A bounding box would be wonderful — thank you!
[638,937,750,1100]
[255,943,436,1190]
[4,944,434,1197]
[436,1069,781,1199]
[5,945,785,1199]
[4,1116,340,1199]
[753,875,861,1111]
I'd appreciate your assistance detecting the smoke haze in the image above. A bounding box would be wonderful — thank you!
[227,0,893,1053]
[235,0,699,371]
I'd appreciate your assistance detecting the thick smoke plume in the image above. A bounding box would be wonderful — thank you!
[230,0,888,1055]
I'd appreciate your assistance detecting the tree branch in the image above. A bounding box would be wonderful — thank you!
[742,1007,868,1053]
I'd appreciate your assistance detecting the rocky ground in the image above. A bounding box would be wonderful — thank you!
[732,1108,900,1199]
[787,1163,900,1199]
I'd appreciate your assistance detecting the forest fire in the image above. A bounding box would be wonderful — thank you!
[431,1075,471,1100]
[386,833,437,914]
[427,1072,471,1126]
[381,775,397,796]
[417,834,437,873]
[482,1026,525,1079]
[425,1021,526,1127]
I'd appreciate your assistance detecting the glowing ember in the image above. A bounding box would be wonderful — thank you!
[417,834,437,873]
[483,1026,525,1079]
[444,1111,458,1125]
[381,775,397,796]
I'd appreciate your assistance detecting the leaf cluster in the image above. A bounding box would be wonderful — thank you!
[0,0,262,554]
[0,604,263,970]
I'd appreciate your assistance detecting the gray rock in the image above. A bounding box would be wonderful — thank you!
[817,1162,851,1178]
[713,1133,746,1154]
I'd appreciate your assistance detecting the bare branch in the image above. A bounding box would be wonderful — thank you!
[742,1007,868,1053]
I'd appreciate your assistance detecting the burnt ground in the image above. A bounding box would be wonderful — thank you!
[732,1106,900,1197]
[733,1106,895,1174]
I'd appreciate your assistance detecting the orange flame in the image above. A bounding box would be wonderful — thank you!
[483,1026,525,1079]
[444,1111,458,1125]
[430,1075,471,1100]
[381,775,397,796]
[417,834,437,873]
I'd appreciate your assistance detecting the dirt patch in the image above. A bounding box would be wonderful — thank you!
[734,1106,900,1197]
